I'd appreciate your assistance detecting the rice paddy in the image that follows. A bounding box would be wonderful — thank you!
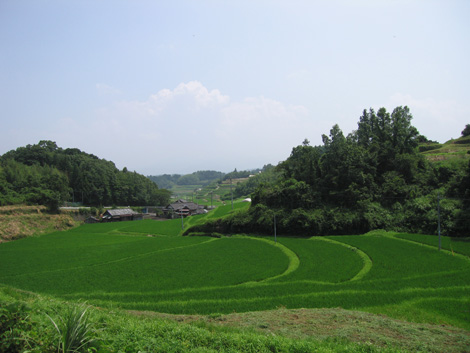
[0,218,469,331]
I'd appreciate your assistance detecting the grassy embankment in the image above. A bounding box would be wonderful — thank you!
[2,286,419,353]
[421,135,470,164]
[0,205,78,242]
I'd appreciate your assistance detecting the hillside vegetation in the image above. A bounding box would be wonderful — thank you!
[0,205,78,242]
[422,134,470,163]
[190,107,470,237]
[149,168,270,207]
[0,140,171,209]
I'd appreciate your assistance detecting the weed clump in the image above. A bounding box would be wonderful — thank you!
[47,303,98,353]
[0,302,33,352]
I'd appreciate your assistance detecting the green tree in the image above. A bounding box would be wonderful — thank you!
[390,106,419,154]
[277,141,322,187]
[0,141,164,207]
[462,124,470,137]
[177,174,200,185]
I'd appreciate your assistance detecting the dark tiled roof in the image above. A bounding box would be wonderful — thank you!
[106,208,139,216]
[166,202,204,211]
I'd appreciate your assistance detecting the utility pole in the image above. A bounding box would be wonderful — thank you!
[274,213,277,243]
[437,192,441,251]
[230,178,233,210]
[181,213,184,230]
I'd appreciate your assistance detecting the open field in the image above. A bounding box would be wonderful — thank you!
[1,216,469,335]
[1,205,469,352]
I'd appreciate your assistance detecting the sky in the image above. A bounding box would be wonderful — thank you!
[1,0,469,175]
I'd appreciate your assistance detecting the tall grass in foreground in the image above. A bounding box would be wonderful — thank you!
[47,303,97,353]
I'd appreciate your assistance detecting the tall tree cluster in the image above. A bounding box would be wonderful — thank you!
[270,106,427,208]
[189,107,469,237]
[0,141,171,210]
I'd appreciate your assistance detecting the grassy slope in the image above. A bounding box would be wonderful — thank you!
[148,307,470,353]
[0,205,79,242]
[421,135,470,164]
[1,287,411,353]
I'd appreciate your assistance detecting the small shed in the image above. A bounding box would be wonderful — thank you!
[102,208,142,222]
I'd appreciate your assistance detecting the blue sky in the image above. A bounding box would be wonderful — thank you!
[1,0,469,175]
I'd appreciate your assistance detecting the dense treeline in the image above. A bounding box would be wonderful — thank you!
[231,165,280,199]
[148,170,225,189]
[189,107,470,237]
[0,141,171,210]
[222,168,261,181]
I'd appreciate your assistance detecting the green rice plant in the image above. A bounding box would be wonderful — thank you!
[206,202,249,219]
[0,237,288,296]
[0,231,208,279]
[1,227,470,331]
[47,303,97,353]
[325,235,470,280]
[273,237,364,283]
[118,218,184,236]
[395,233,470,257]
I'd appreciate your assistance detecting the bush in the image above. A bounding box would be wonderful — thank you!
[360,202,394,231]
[454,135,470,144]
[78,208,89,216]
[418,143,442,152]
[0,301,33,352]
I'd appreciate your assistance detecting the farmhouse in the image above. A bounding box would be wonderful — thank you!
[163,199,205,218]
[102,208,143,222]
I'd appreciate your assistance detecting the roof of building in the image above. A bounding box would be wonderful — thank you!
[105,208,139,216]
[165,201,204,212]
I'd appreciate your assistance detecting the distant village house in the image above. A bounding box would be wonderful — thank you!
[102,208,143,222]
[163,199,206,218]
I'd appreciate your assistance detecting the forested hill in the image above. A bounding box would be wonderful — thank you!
[148,170,226,189]
[0,141,171,209]
[188,107,470,237]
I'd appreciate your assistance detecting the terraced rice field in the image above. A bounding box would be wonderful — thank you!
[0,219,469,330]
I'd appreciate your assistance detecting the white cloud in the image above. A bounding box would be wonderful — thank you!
[52,81,316,174]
